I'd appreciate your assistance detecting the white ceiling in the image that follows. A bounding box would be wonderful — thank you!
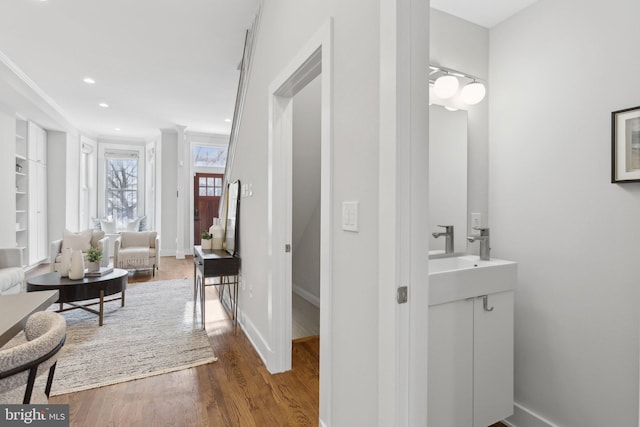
[431,0,540,28]
[0,0,535,140]
[0,0,259,140]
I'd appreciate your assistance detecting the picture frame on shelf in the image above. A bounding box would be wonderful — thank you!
[612,106,640,183]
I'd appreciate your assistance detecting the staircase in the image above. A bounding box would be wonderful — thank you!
[219,6,262,220]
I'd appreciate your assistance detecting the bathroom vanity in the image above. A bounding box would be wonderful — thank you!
[428,255,516,427]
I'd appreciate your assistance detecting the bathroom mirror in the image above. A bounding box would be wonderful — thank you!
[429,105,467,256]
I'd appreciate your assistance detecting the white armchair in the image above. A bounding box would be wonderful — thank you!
[114,231,160,276]
[50,229,109,273]
[0,248,24,295]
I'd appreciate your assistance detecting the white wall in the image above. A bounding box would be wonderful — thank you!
[0,110,16,247]
[431,9,489,246]
[228,1,384,424]
[292,75,321,303]
[490,1,640,425]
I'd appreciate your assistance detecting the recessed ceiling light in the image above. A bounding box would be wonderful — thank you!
[224,118,232,123]
[114,128,121,131]
[83,77,95,84]
[99,103,109,108]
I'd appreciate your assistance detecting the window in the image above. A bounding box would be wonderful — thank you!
[193,145,227,168]
[198,176,223,197]
[105,152,139,228]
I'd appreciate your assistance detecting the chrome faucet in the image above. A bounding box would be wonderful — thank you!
[467,227,490,260]
[432,225,454,254]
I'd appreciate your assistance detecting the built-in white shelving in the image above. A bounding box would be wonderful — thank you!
[15,117,28,266]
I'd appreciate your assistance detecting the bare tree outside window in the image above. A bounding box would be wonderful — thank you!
[106,158,138,228]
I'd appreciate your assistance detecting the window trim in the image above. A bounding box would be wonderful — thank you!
[97,143,145,229]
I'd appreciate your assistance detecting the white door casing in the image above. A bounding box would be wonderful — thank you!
[267,19,333,426]
[379,0,430,425]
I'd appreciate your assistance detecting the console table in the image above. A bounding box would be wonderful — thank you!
[193,245,240,328]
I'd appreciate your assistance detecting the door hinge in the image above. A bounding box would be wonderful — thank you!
[285,244,291,253]
[397,286,408,304]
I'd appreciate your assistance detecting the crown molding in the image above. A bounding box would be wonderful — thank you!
[0,49,78,132]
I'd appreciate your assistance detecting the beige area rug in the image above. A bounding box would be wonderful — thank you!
[44,278,217,396]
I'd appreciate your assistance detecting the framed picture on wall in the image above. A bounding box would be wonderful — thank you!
[612,106,640,183]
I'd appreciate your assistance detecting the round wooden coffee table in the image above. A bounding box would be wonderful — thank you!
[27,269,128,326]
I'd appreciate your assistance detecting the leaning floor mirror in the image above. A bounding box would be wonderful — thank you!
[224,180,241,256]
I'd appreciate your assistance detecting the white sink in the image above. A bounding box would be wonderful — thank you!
[428,255,517,306]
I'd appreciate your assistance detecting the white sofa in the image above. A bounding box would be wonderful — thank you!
[0,248,24,295]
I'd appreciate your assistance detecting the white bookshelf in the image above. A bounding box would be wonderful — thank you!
[15,117,28,266]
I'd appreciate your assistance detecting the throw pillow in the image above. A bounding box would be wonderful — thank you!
[90,230,105,247]
[100,219,117,234]
[138,216,147,231]
[126,217,142,231]
[91,217,102,231]
[62,229,93,252]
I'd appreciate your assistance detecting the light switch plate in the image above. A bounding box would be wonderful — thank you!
[342,201,359,232]
[471,212,482,230]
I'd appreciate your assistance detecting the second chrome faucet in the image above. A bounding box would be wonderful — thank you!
[432,225,454,254]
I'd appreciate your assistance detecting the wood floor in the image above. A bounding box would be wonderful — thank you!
[28,257,319,427]
[292,292,320,340]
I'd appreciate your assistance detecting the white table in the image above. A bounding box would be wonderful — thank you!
[0,290,59,347]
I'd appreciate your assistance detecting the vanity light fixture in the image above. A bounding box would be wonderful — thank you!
[433,74,459,99]
[461,80,486,105]
[83,77,96,84]
[429,65,486,108]
[99,102,109,108]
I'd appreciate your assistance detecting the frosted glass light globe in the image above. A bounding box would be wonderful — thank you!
[433,75,459,99]
[461,81,486,105]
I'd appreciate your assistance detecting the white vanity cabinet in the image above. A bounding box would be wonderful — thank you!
[428,290,514,427]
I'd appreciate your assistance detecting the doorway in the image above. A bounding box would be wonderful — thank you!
[194,173,223,244]
[267,20,333,425]
[291,75,321,341]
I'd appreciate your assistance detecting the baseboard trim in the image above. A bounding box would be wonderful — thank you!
[292,284,320,307]
[503,402,560,427]
[238,310,272,371]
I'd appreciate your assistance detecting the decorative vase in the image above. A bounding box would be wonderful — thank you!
[201,238,212,250]
[87,261,100,272]
[68,249,85,280]
[210,218,224,250]
[56,247,73,277]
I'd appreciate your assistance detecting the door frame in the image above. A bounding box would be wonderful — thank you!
[193,172,224,244]
[267,19,333,425]
[188,138,227,249]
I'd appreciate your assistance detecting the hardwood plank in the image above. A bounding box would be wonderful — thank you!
[24,257,319,426]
